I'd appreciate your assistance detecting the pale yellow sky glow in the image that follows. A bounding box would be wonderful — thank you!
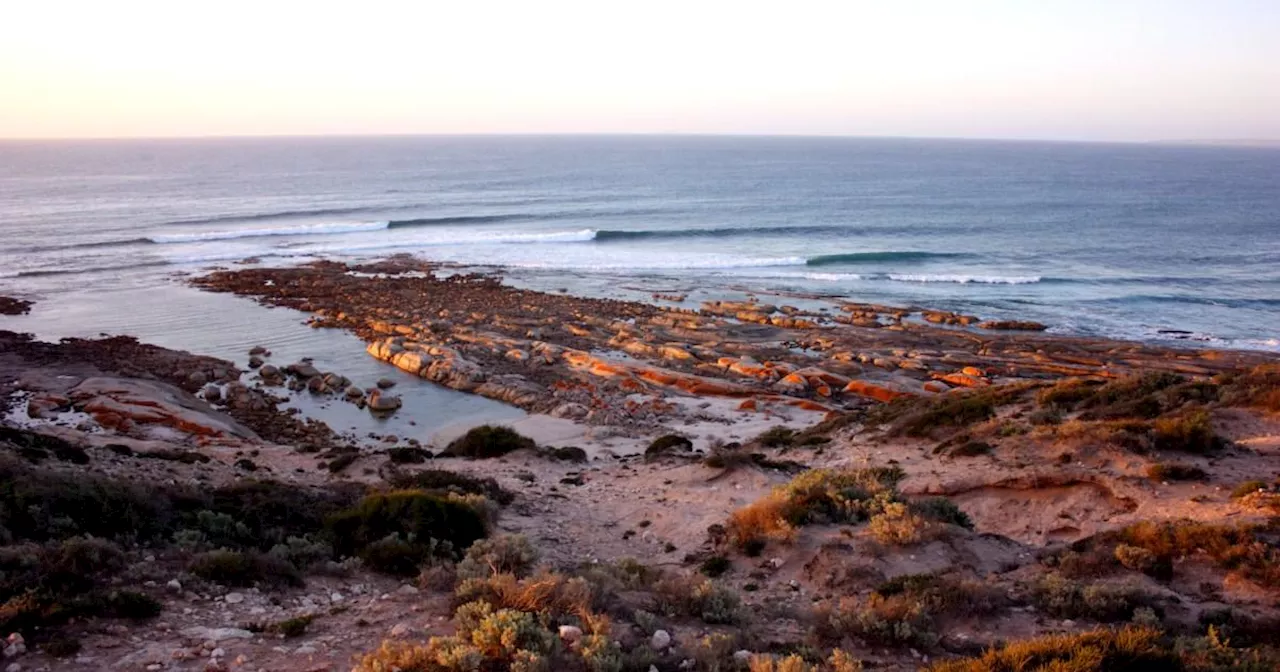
[1,0,1276,140]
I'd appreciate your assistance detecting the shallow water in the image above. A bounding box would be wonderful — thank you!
[0,281,523,441]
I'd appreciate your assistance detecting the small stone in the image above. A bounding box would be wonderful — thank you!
[210,647,225,659]
[395,584,419,596]
[294,645,318,655]
[224,592,245,605]
[733,650,752,664]
[651,630,671,651]
[389,623,410,638]
[329,592,344,603]
[558,625,583,644]
[6,663,21,672]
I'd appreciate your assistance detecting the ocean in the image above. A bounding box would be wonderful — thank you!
[1,135,1278,357]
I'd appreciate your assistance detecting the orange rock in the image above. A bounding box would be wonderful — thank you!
[938,373,990,388]
[923,380,951,394]
[961,366,985,377]
[738,398,758,411]
[842,379,913,402]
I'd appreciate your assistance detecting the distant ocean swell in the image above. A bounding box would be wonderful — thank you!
[27,219,995,252]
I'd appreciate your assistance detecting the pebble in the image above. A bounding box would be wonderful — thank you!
[210,647,226,659]
[224,592,245,605]
[330,591,345,603]
[6,663,20,672]
[650,630,671,651]
[295,645,318,655]
[389,623,410,638]
[733,650,752,664]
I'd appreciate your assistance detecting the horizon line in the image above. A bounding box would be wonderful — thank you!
[2,131,1278,148]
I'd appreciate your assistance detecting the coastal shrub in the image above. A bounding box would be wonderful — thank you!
[327,490,487,565]
[1146,462,1208,482]
[1028,573,1153,622]
[442,425,536,458]
[387,446,432,464]
[727,466,906,552]
[813,593,937,648]
[872,386,1030,438]
[909,497,974,530]
[456,534,538,581]
[867,502,932,546]
[188,549,303,588]
[385,468,515,505]
[41,536,127,592]
[755,426,796,448]
[925,626,1179,672]
[940,440,992,458]
[1114,544,1159,573]
[699,555,731,578]
[1152,410,1223,453]
[703,442,756,470]
[0,455,173,543]
[651,574,741,624]
[645,434,693,459]
[453,571,596,621]
[103,589,162,620]
[1036,377,1103,409]
[1231,480,1268,499]
[1218,363,1280,412]
[1077,372,1185,418]
[1115,520,1280,588]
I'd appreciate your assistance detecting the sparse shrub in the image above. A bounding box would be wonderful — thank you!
[104,590,162,620]
[814,593,937,649]
[645,434,692,460]
[700,555,731,578]
[41,635,82,658]
[327,490,487,564]
[1116,520,1280,588]
[442,425,536,458]
[387,447,431,464]
[456,534,538,581]
[1078,372,1186,420]
[42,536,126,591]
[1037,377,1103,409]
[361,535,451,577]
[384,468,515,505]
[1152,410,1223,453]
[1029,573,1151,622]
[727,466,906,552]
[1231,480,1267,499]
[943,441,992,458]
[454,571,595,621]
[909,498,974,530]
[876,391,1003,438]
[755,426,796,448]
[268,535,333,570]
[1146,462,1208,482]
[1028,407,1063,426]
[1114,544,1158,573]
[703,442,756,470]
[926,626,1178,671]
[1218,363,1280,412]
[273,614,314,638]
[651,574,741,624]
[188,549,303,588]
[867,502,932,546]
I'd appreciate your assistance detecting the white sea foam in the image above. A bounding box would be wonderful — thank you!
[148,220,391,243]
[885,273,1043,285]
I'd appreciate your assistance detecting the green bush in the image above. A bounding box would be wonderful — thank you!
[755,426,796,448]
[1146,462,1208,482]
[384,468,515,505]
[188,550,302,588]
[442,425,536,458]
[910,498,974,529]
[699,555,731,578]
[1231,480,1268,499]
[1152,411,1223,453]
[104,590,162,620]
[645,434,692,459]
[1029,573,1152,622]
[327,490,487,565]
[456,534,538,581]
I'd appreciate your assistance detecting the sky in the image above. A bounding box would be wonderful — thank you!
[1,1,1277,141]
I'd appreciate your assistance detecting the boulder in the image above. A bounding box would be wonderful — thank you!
[368,390,402,413]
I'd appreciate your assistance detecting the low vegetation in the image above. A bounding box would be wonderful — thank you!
[726,466,968,553]
[441,425,536,458]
